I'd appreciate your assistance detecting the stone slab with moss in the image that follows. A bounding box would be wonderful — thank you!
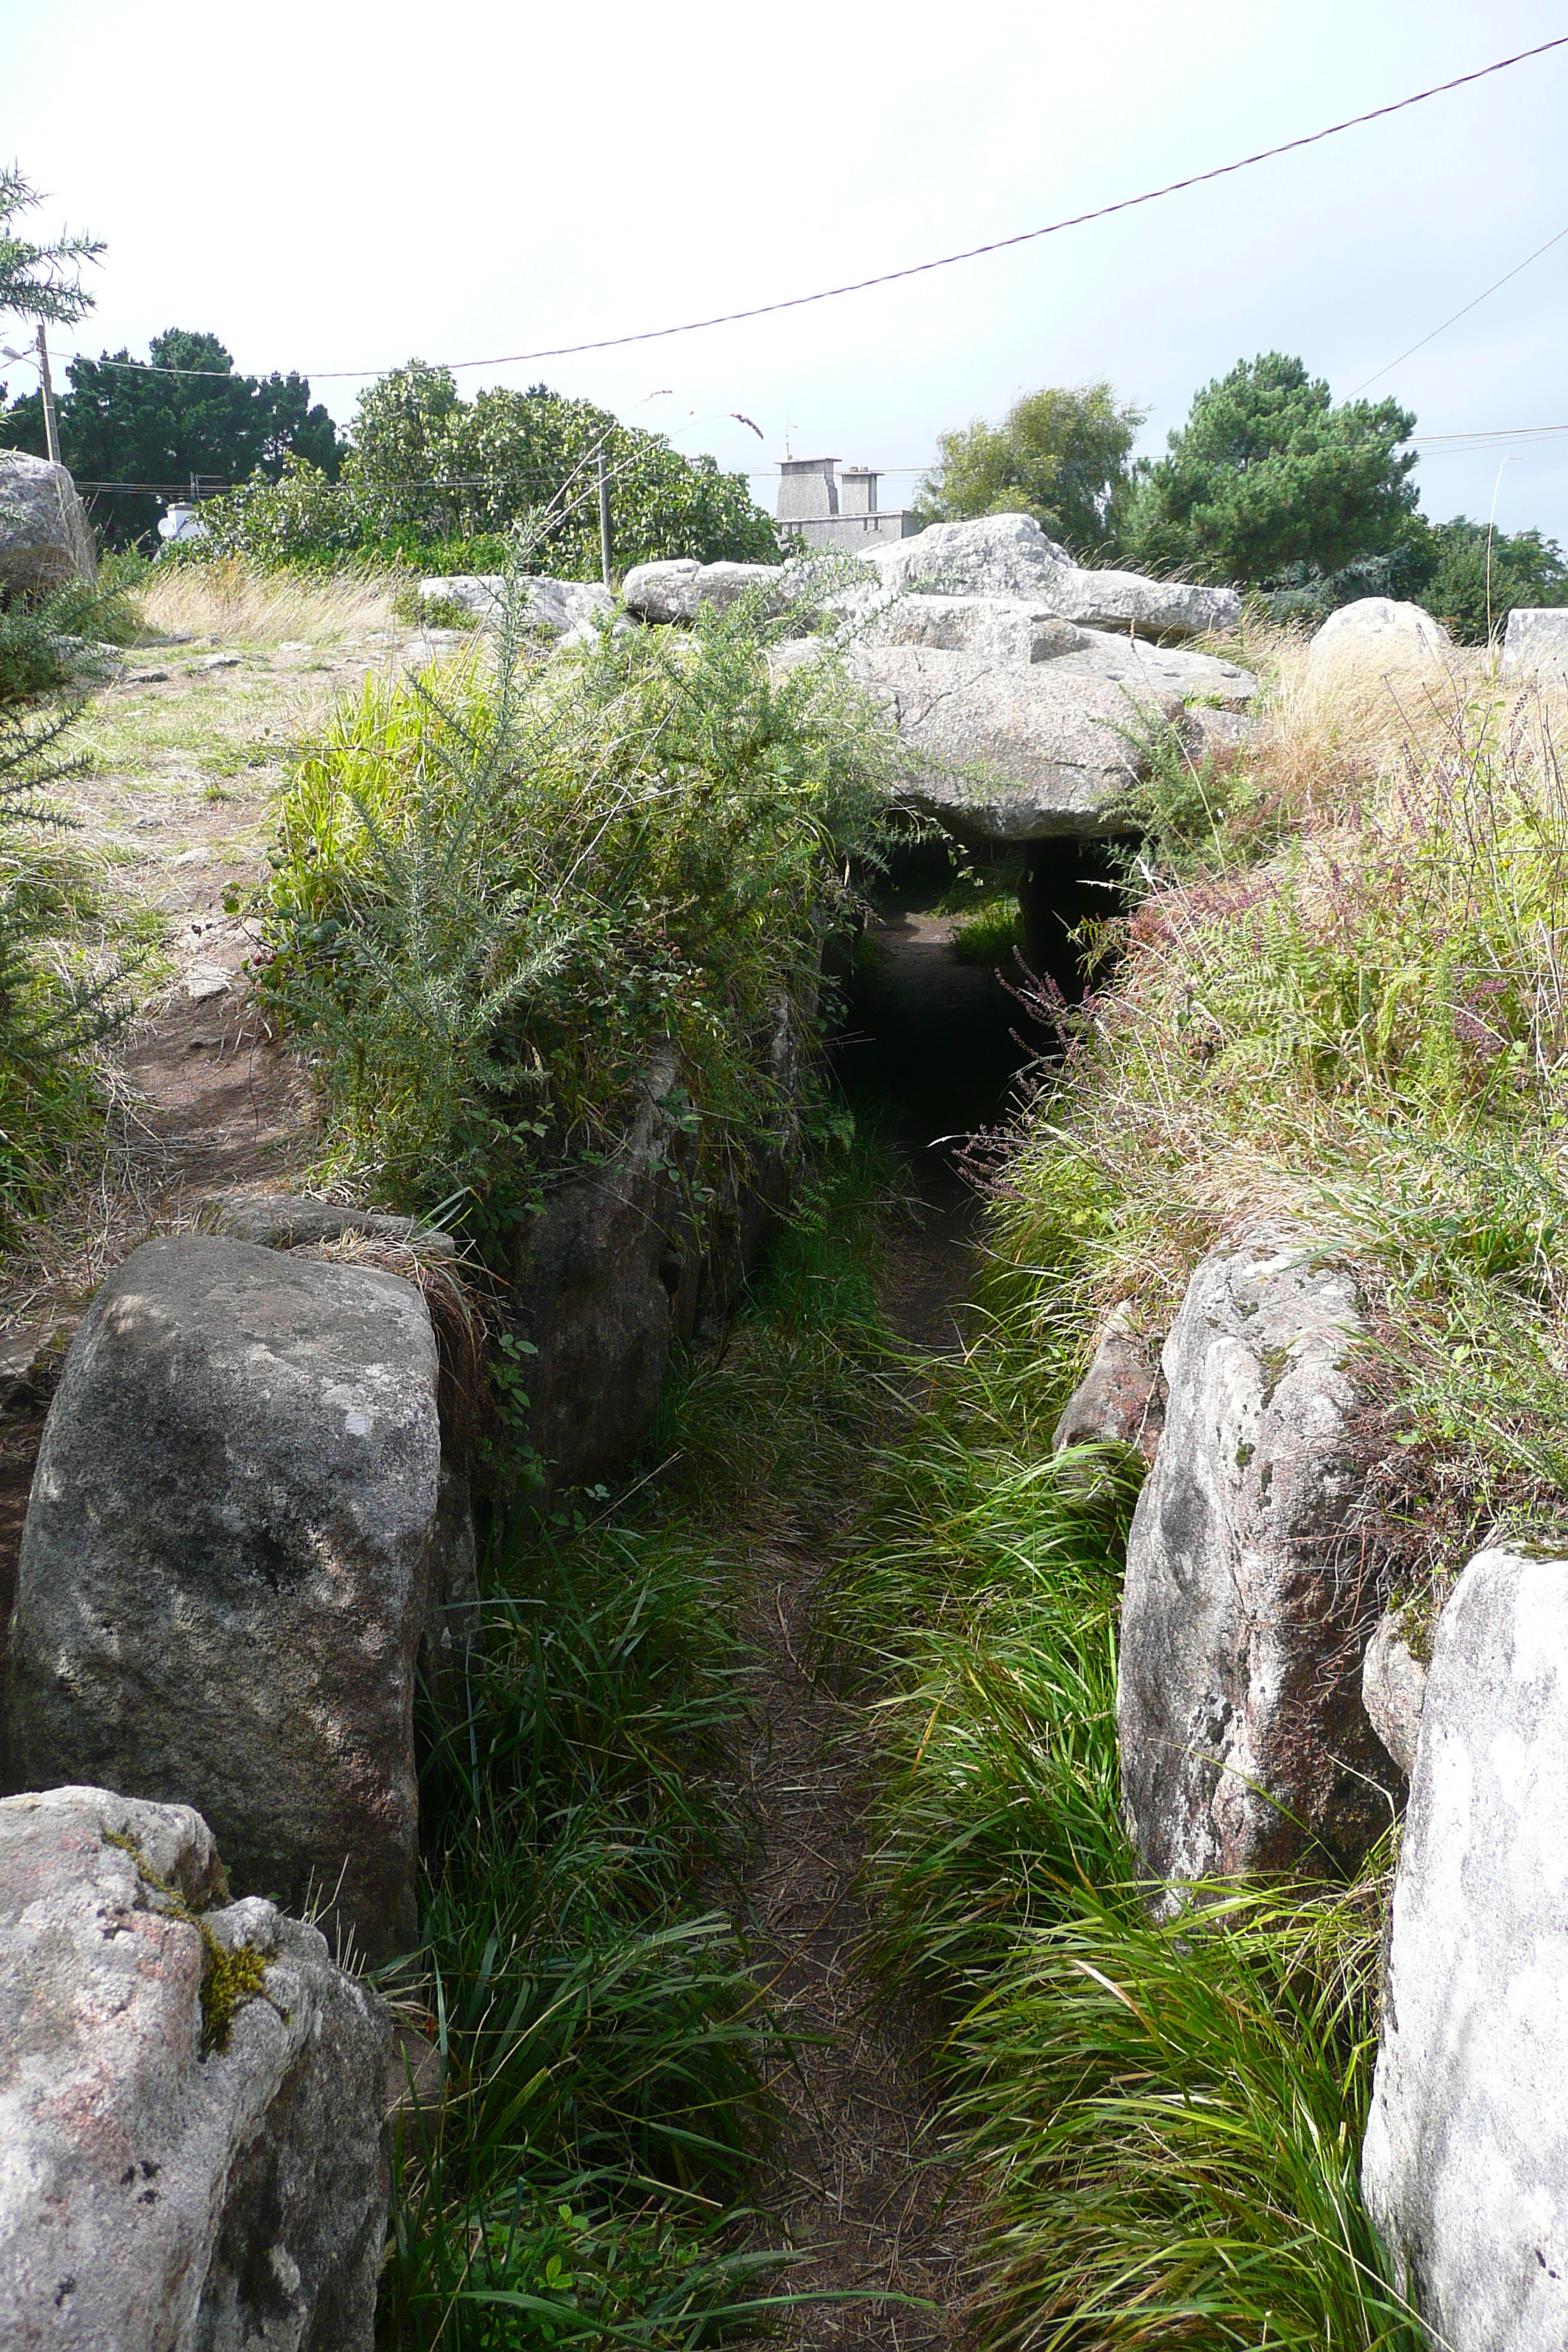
[1117,1224,1398,1906]
[0,1783,391,2352]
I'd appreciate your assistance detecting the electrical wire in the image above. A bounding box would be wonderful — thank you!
[1351,223,1568,394]
[52,34,1568,386]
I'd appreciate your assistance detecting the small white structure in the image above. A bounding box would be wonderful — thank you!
[776,457,918,551]
[157,500,208,550]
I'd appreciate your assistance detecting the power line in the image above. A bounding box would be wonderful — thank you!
[67,426,1568,500]
[1351,222,1568,395]
[54,34,1568,388]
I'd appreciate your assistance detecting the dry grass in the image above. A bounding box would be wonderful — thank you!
[983,633,1568,1591]
[134,557,397,648]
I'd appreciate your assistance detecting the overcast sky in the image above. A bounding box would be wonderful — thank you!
[7,0,1568,542]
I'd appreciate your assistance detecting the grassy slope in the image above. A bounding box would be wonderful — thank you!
[823,626,1568,2348]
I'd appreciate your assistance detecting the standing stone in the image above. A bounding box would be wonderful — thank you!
[0,449,97,595]
[1117,1226,1395,1905]
[1307,598,1450,667]
[1052,1308,1165,1459]
[0,1783,391,2352]
[1360,1608,1429,1779]
[1362,1548,1568,2351]
[4,1235,443,1961]
[1501,607,1568,679]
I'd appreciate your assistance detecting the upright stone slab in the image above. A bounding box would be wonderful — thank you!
[0,1784,391,2352]
[1117,1226,1395,1904]
[1501,607,1568,680]
[1363,1548,1568,2351]
[0,449,96,595]
[4,1235,442,1960]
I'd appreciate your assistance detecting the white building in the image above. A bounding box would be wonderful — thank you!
[775,457,919,551]
[157,501,208,550]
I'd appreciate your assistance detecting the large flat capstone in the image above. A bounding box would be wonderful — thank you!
[1362,1548,1568,2351]
[856,513,1242,638]
[781,633,1254,843]
[0,1783,391,2352]
[1117,1226,1395,1906]
[4,1235,444,1961]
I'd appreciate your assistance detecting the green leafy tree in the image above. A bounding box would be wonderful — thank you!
[1124,353,1418,585]
[0,165,101,327]
[342,358,461,532]
[1421,516,1568,644]
[1,329,344,547]
[916,382,1145,555]
[200,363,778,576]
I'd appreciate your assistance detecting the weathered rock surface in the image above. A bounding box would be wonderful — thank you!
[0,1783,391,2352]
[1361,1608,1428,1779]
[622,557,782,624]
[1501,606,1568,679]
[0,450,97,595]
[1308,597,1450,667]
[419,572,613,641]
[1052,1308,1165,1459]
[1362,1547,1568,2351]
[199,1186,457,1258]
[794,633,1254,843]
[1117,1226,1395,1903]
[870,592,1097,665]
[513,1055,785,1496]
[4,1235,444,1960]
[856,514,1242,638]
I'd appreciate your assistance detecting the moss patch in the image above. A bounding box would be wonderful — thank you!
[103,1828,287,2054]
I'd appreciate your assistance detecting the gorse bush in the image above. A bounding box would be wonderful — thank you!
[263,572,895,1215]
[0,573,141,706]
[0,691,129,1229]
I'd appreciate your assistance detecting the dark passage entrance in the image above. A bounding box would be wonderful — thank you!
[832,833,1120,1212]
[1019,837,1123,1001]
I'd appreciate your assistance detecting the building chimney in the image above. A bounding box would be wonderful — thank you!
[777,456,840,522]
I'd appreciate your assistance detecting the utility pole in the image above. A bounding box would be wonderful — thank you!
[598,448,612,589]
[36,324,61,467]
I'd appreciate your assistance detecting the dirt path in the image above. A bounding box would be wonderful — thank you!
[0,601,464,1662]
[736,1207,979,2348]
[1,606,468,1335]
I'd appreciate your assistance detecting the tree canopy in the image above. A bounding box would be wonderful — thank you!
[1420,516,1568,644]
[198,363,779,576]
[0,167,102,328]
[916,382,1145,555]
[1123,353,1419,585]
[0,329,344,546]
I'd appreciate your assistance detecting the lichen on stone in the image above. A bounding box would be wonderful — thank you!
[102,1829,287,2054]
